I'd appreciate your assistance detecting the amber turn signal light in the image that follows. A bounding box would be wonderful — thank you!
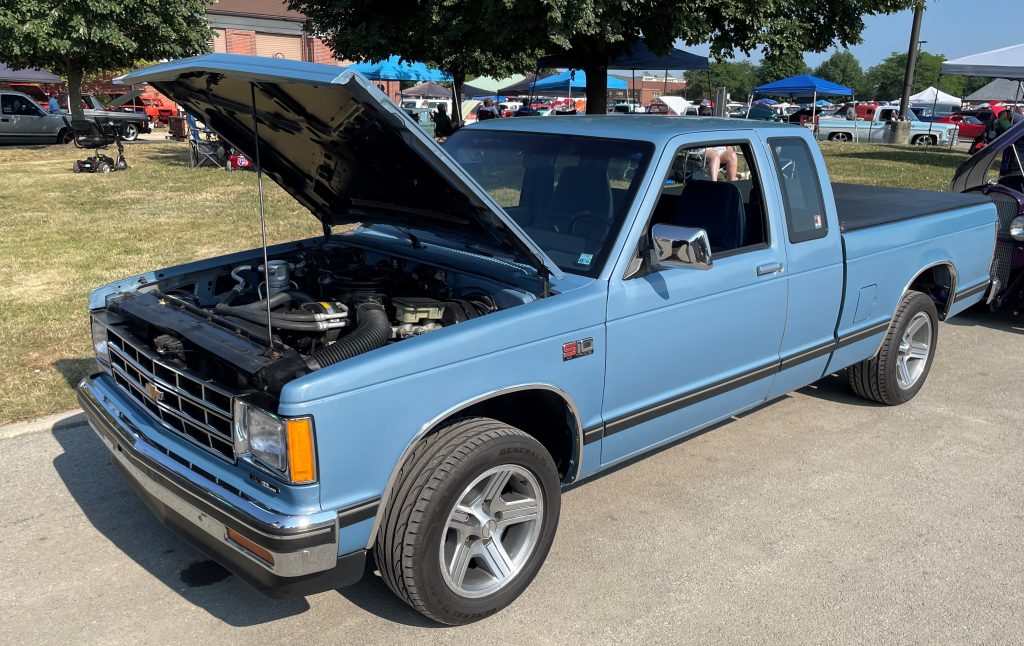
[286,418,316,484]
[226,528,275,566]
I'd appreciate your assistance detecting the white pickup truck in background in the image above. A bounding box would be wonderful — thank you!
[816,105,957,145]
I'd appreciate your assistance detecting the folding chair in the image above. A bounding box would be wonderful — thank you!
[186,114,223,168]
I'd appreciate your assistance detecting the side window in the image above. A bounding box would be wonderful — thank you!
[650,141,770,256]
[768,138,828,243]
[1,95,15,115]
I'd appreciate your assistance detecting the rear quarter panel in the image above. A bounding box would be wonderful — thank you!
[828,202,997,373]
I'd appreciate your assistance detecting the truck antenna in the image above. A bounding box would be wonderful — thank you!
[250,82,277,356]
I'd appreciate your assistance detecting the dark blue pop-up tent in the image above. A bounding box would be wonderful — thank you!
[539,38,708,71]
[0,62,61,83]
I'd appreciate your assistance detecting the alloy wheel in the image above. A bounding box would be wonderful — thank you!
[896,311,932,389]
[440,464,544,599]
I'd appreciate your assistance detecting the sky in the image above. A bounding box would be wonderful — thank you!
[683,0,1022,70]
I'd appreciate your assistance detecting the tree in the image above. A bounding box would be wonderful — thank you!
[864,50,966,100]
[756,52,811,86]
[288,0,545,123]
[0,0,209,121]
[294,0,917,115]
[814,50,866,96]
[535,0,916,113]
[704,60,757,101]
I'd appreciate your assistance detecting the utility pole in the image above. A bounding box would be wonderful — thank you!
[892,0,925,143]
[898,1,925,121]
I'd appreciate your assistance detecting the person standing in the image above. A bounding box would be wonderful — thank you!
[47,93,61,114]
[432,103,454,138]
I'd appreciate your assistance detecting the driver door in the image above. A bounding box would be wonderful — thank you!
[600,133,789,465]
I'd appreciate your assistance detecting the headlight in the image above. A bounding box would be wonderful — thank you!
[234,400,317,484]
[1011,216,1024,242]
[91,317,109,371]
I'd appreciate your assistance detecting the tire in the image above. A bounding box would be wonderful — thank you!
[96,161,111,173]
[72,161,82,173]
[912,135,935,146]
[375,417,561,625]
[56,128,74,145]
[121,123,139,141]
[847,290,938,405]
[829,132,852,142]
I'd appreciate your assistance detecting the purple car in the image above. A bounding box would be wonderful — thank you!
[952,118,1024,311]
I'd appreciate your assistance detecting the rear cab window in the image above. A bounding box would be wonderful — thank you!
[767,138,828,243]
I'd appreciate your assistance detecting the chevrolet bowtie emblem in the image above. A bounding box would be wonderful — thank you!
[144,381,164,401]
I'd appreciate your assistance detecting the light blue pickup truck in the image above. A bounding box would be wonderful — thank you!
[79,55,998,625]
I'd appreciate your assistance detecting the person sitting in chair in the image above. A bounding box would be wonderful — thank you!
[696,106,738,181]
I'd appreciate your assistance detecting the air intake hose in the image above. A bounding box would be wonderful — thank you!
[308,301,390,369]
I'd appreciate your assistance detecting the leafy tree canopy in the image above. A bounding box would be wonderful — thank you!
[755,52,812,87]
[814,50,867,96]
[863,50,968,100]
[0,0,209,119]
[294,0,916,113]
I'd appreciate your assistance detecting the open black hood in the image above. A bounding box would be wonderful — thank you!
[119,54,562,281]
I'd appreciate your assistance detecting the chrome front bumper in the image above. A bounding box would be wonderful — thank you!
[77,374,365,596]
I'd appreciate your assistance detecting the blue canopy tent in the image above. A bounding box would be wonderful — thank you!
[345,56,450,82]
[531,70,627,103]
[749,74,854,136]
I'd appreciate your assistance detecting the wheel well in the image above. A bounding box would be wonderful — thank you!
[436,389,578,481]
[908,263,954,319]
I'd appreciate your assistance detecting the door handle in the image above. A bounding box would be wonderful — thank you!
[756,262,784,276]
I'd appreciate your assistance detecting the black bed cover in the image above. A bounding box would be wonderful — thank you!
[832,182,992,232]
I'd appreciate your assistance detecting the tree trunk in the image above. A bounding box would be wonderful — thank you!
[66,67,85,121]
[451,69,465,128]
[583,62,608,115]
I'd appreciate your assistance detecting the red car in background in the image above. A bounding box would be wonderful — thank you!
[935,114,986,139]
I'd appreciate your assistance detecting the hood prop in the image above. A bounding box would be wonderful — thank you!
[250,82,278,358]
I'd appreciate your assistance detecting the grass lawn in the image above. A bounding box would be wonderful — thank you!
[0,138,969,424]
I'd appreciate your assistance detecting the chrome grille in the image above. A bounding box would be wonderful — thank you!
[106,328,236,461]
[989,193,1020,286]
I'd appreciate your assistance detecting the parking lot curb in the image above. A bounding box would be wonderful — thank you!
[0,409,87,441]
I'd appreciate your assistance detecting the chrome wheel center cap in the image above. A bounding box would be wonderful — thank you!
[481,519,497,540]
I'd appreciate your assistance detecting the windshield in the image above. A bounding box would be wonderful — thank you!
[443,130,654,276]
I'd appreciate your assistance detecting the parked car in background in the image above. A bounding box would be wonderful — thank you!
[61,93,151,140]
[0,90,71,144]
[935,114,986,139]
[7,82,53,109]
[81,55,998,627]
[952,118,1024,310]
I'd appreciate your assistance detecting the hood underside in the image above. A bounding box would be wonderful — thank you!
[119,54,562,282]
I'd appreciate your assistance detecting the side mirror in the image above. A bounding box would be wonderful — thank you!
[651,224,713,270]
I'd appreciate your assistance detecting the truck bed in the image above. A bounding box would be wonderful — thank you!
[832,183,992,232]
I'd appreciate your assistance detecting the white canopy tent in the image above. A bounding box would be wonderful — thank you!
[940,43,1024,79]
[909,86,961,107]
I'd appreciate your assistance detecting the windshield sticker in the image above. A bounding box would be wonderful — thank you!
[813,214,823,229]
[577,253,593,266]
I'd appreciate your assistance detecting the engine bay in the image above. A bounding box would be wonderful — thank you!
[100,241,532,396]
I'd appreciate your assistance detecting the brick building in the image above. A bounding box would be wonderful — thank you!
[609,73,690,106]
[206,0,400,99]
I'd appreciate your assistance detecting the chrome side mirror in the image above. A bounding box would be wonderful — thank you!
[651,224,713,270]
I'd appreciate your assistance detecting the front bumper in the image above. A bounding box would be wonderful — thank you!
[77,374,366,597]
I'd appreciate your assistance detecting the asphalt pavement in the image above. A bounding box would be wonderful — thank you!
[2,307,1022,645]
